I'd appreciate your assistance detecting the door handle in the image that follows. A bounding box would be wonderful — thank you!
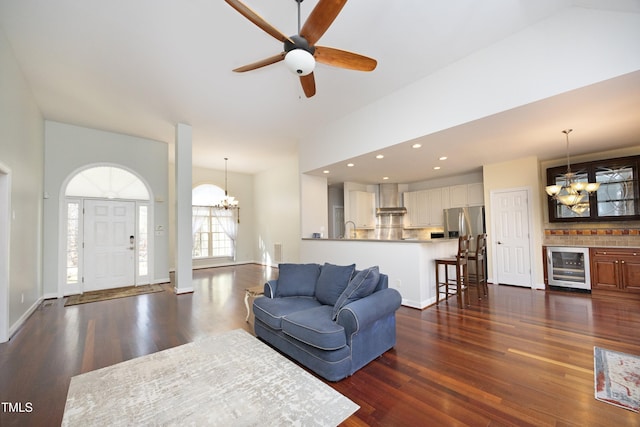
[497,241,503,245]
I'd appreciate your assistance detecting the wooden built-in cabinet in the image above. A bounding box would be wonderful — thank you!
[590,247,640,299]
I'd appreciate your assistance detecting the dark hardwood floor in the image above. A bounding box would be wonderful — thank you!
[1,264,639,426]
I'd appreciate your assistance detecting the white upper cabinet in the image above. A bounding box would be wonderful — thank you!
[449,185,468,208]
[449,183,484,207]
[348,191,376,229]
[467,182,485,206]
[404,188,445,227]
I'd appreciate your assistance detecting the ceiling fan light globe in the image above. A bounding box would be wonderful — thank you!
[284,49,315,76]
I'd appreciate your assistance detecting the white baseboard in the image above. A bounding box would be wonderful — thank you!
[167,261,277,273]
[174,286,194,295]
[7,297,43,341]
[42,292,59,300]
[401,298,430,309]
[152,277,171,285]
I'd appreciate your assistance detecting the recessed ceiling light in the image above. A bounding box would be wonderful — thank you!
[439,156,448,161]
[433,166,441,170]
[412,143,422,149]
[376,154,384,159]
[323,170,330,174]
[347,163,354,167]
[382,176,389,180]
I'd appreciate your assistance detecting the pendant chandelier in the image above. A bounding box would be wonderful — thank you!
[545,129,599,214]
[215,157,239,210]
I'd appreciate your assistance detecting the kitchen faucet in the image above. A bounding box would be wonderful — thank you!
[344,221,356,239]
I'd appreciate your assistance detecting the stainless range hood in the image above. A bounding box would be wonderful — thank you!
[375,183,406,240]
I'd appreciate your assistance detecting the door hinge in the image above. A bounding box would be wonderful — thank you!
[81,277,84,283]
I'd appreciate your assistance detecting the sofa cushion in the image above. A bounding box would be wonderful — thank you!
[314,263,356,306]
[276,263,321,297]
[253,296,322,330]
[282,305,347,351]
[332,266,380,320]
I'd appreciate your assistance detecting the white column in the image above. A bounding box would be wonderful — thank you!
[174,124,194,294]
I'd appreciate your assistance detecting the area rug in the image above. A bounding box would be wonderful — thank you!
[64,284,164,306]
[594,346,640,412]
[62,329,359,426]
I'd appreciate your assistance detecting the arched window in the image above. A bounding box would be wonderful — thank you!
[66,166,149,199]
[192,184,237,259]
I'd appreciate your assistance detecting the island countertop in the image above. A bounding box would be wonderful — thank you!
[300,238,459,309]
[301,238,457,243]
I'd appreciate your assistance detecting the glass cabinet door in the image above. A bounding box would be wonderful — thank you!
[595,165,635,217]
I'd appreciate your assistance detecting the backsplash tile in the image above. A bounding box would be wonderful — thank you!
[544,228,640,247]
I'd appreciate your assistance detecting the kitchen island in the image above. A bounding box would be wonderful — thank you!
[300,238,458,309]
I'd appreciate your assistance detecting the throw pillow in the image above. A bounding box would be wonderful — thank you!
[276,263,321,297]
[315,263,356,306]
[332,266,380,320]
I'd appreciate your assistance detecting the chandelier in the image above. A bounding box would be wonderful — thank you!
[215,157,239,210]
[545,129,600,214]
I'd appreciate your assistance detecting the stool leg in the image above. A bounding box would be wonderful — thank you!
[445,265,450,301]
[482,260,488,296]
[436,262,440,304]
[455,263,463,307]
[464,263,470,307]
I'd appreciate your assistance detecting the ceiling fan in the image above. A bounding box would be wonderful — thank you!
[224,0,377,98]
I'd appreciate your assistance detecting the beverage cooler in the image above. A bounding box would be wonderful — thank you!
[546,246,591,290]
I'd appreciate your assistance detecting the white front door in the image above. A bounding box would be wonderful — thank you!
[491,189,532,287]
[84,200,135,291]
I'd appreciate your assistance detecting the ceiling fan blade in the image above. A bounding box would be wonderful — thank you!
[224,0,293,43]
[314,46,377,71]
[300,73,316,98]
[232,53,285,72]
[300,0,347,46]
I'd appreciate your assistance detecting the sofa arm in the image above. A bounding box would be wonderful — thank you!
[264,280,278,298]
[336,288,401,336]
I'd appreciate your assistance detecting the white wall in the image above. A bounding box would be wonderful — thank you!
[299,7,640,173]
[407,172,484,191]
[483,156,543,287]
[254,155,300,266]
[0,26,45,336]
[300,174,329,240]
[297,7,640,273]
[43,122,170,295]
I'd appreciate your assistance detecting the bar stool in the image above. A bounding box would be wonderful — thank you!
[468,233,488,299]
[435,235,470,308]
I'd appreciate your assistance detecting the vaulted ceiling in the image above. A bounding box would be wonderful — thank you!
[1,0,639,181]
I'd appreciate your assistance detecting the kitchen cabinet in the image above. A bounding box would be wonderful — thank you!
[467,183,485,206]
[349,191,376,229]
[590,247,640,298]
[450,183,484,207]
[404,188,444,227]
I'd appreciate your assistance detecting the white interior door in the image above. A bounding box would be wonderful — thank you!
[84,200,135,291]
[491,189,532,287]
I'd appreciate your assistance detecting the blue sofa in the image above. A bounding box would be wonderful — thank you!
[253,263,402,381]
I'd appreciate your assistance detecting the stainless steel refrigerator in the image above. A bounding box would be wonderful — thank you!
[444,206,486,251]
